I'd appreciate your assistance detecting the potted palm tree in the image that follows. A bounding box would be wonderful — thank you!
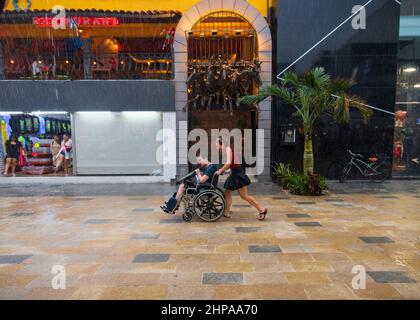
[240,67,373,175]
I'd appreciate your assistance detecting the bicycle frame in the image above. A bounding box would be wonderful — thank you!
[347,156,380,177]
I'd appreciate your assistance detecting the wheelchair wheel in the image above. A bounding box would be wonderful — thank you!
[182,212,193,222]
[193,190,226,222]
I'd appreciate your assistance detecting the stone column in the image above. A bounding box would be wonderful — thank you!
[82,38,93,80]
[0,40,5,80]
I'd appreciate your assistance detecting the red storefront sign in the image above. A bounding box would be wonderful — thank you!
[33,16,120,27]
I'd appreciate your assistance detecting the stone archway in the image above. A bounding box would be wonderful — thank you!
[174,0,272,178]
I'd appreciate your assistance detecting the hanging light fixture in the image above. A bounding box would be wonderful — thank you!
[403,67,416,73]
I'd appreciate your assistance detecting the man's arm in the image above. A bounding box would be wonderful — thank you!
[194,169,209,183]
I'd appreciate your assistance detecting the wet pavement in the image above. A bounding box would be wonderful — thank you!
[0,180,419,299]
[0,177,419,197]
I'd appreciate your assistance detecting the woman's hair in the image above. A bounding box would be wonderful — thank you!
[9,134,17,142]
[216,137,230,146]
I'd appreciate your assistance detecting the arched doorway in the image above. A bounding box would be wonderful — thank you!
[174,0,272,178]
[186,11,260,169]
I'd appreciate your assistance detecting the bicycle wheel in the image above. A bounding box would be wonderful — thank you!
[366,163,390,183]
[339,164,352,183]
[327,160,346,180]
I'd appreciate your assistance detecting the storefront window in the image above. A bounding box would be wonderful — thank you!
[0,112,72,176]
[393,1,420,177]
[0,11,178,80]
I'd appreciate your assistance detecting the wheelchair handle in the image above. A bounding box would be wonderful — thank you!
[175,170,197,185]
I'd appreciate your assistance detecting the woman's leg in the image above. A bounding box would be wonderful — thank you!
[237,186,266,215]
[4,158,11,175]
[55,154,64,173]
[224,189,233,217]
[11,158,17,176]
[64,159,69,176]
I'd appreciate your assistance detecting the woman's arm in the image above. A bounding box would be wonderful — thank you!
[216,146,232,175]
[19,143,26,156]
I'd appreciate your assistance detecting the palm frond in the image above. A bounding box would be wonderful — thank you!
[347,95,373,124]
[281,71,300,87]
[239,85,297,107]
[330,78,355,93]
[304,67,331,90]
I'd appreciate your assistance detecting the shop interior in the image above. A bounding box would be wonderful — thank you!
[0,112,72,176]
[394,30,420,177]
[0,11,179,80]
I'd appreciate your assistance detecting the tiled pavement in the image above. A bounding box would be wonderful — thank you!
[0,189,419,299]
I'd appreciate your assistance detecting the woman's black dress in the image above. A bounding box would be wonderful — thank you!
[224,165,251,190]
[223,147,251,190]
[5,141,21,160]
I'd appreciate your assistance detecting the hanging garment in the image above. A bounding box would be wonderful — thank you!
[18,147,26,167]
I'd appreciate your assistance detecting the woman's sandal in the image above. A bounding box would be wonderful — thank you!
[258,209,268,221]
[223,211,233,218]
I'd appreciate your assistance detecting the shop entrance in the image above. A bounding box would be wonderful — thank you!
[0,112,72,176]
[186,11,260,167]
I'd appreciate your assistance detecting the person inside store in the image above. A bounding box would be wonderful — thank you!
[215,137,267,220]
[50,135,61,169]
[54,134,72,176]
[2,135,25,177]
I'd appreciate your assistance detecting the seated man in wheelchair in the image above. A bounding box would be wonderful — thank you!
[160,155,218,215]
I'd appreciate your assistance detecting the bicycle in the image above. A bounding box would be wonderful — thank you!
[328,150,390,183]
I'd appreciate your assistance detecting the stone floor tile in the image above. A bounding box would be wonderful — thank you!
[235,227,261,233]
[248,245,282,253]
[367,271,417,283]
[165,284,214,300]
[159,272,203,285]
[391,283,420,299]
[70,287,107,300]
[98,285,167,299]
[285,272,332,285]
[351,283,402,299]
[132,254,170,263]
[202,273,243,285]
[257,284,308,299]
[0,274,37,287]
[0,255,32,264]
[211,285,260,299]
[130,233,160,240]
[84,219,111,224]
[295,222,322,227]
[359,236,395,244]
[291,261,335,272]
[287,213,311,218]
[305,283,357,299]
[244,272,287,284]
[214,262,254,273]
[132,208,154,212]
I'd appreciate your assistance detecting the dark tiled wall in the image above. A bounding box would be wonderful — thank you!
[271,0,401,177]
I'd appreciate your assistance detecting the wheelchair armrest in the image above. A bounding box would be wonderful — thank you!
[197,183,215,189]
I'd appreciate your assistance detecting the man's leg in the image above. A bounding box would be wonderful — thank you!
[176,183,186,201]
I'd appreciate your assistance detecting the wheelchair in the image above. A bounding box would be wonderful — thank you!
[160,170,226,222]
